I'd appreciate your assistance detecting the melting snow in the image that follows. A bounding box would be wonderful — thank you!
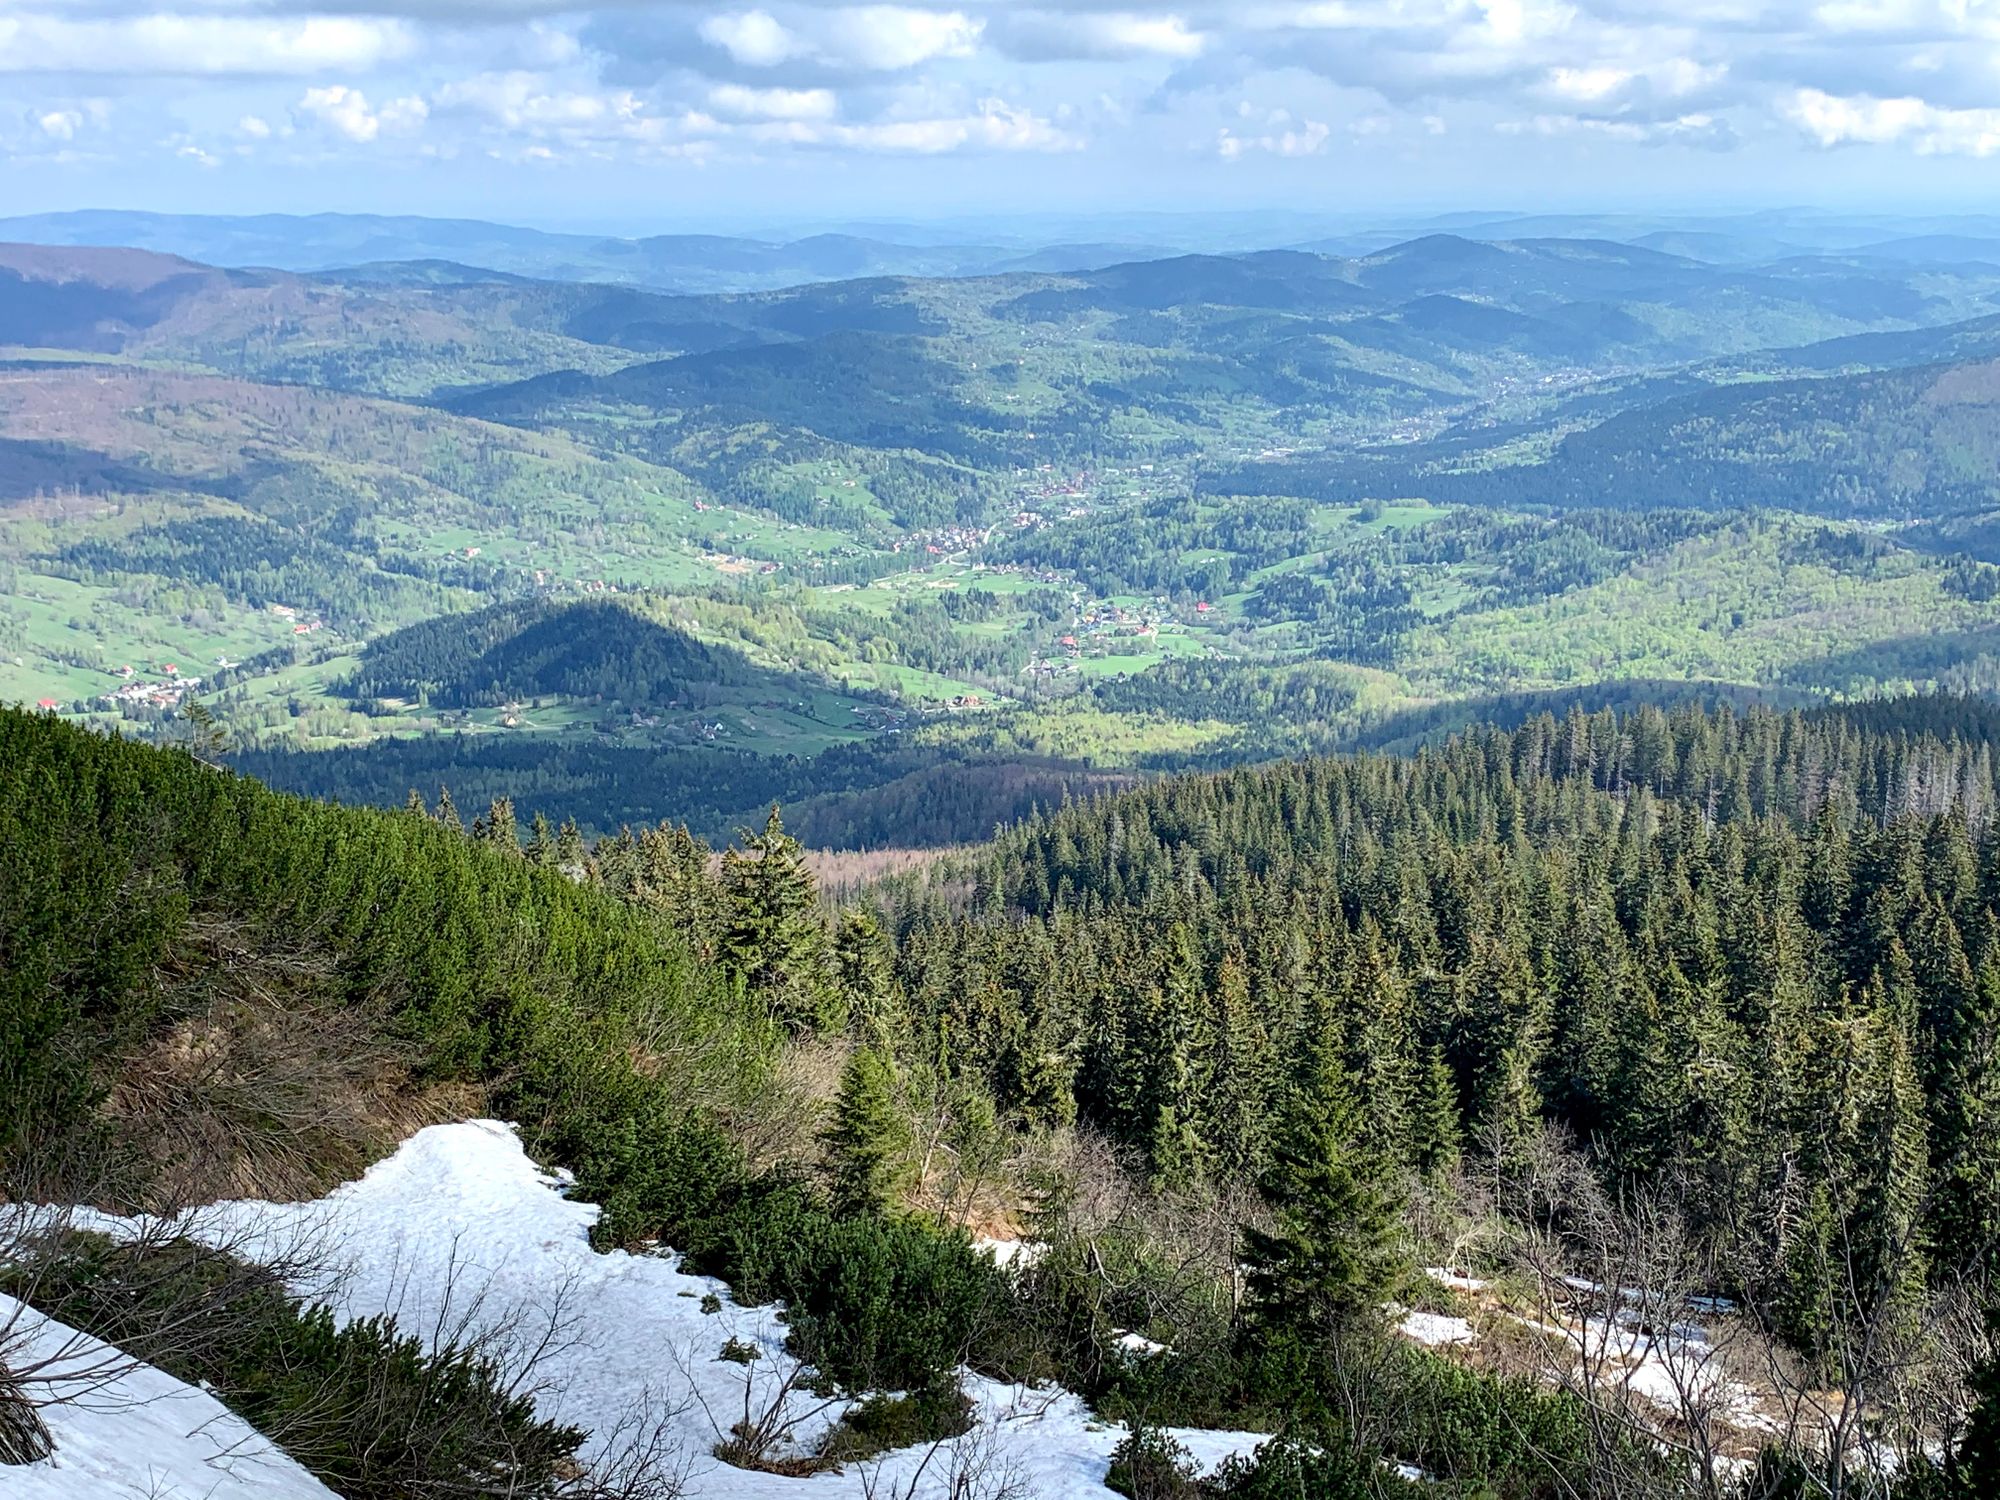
[1397,1311,1476,1347]
[1421,1267,1488,1293]
[18,1121,1271,1498]
[971,1237,1045,1272]
[1,1293,337,1500]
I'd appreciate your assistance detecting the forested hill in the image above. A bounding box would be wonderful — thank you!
[1220,351,2000,519]
[10,699,2000,1495]
[883,696,2000,1351]
[341,595,805,708]
[984,696,2000,911]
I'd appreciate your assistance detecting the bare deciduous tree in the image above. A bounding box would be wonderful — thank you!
[857,1408,1031,1500]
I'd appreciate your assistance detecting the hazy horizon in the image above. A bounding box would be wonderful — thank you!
[15,202,2000,255]
[7,1,2000,228]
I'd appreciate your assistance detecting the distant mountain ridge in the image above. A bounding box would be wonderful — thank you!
[0,209,1175,294]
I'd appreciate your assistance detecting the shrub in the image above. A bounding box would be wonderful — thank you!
[1105,1425,1205,1500]
[0,1363,53,1466]
[1206,1434,1407,1499]
[818,1383,973,1465]
[13,1235,586,1499]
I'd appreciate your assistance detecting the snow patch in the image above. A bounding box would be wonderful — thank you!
[1,1293,337,1500]
[30,1122,1272,1498]
[1398,1310,1476,1347]
[1422,1266,1488,1293]
[972,1237,1044,1271]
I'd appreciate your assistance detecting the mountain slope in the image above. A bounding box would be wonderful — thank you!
[4,1294,340,1500]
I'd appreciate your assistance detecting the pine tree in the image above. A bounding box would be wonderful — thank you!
[1850,1005,1931,1329]
[1409,1043,1461,1179]
[824,1044,912,1216]
[1202,947,1270,1177]
[433,786,463,834]
[1143,921,1210,1186]
[834,907,894,1024]
[1918,923,2000,1275]
[554,817,589,882]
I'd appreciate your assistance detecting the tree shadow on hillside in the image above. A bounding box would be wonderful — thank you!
[0,437,228,504]
[1350,679,1815,755]
[1781,623,2000,692]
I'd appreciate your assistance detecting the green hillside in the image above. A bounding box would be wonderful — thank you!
[10,699,2000,1494]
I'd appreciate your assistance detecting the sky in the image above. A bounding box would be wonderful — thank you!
[5,0,2000,230]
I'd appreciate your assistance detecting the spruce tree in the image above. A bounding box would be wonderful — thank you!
[1409,1043,1461,1179]
[554,817,589,882]
[473,796,518,851]
[721,807,837,1032]
[825,1043,913,1216]
[525,812,555,867]
[1240,1048,1407,1352]
[834,907,894,1024]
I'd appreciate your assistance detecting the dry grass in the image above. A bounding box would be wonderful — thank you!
[81,910,477,1210]
[711,1440,838,1479]
[803,847,965,903]
[720,1038,849,1176]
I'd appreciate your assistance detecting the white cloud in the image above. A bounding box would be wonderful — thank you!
[1548,65,1631,102]
[1546,57,1723,104]
[708,82,839,120]
[435,73,644,134]
[18,0,2000,189]
[1089,14,1208,58]
[737,95,1076,151]
[699,10,807,67]
[1500,110,1733,146]
[1812,0,2000,35]
[822,7,985,70]
[0,15,415,76]
[1786,87,2000,154]
[696,5,981,72]
[1218,117,1331,158]
[1252,1,1447,30]
[298,84,428,144]
[996,11,1208,60]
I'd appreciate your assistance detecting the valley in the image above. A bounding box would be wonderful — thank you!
[7,202,2000,1500]
[11,225,2000,840]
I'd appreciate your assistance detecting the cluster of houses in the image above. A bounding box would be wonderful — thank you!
[104,662,203,709]
[892,523,993,557]
[1026,597,1176,680]
[1019,466,1098,505]
[269,603,327,636]
[848,705,909,731]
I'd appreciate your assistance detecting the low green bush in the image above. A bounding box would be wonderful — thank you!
[1105,1425,1206,1500]
[13,1234,585,1500]
[818,1383,973,1464]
